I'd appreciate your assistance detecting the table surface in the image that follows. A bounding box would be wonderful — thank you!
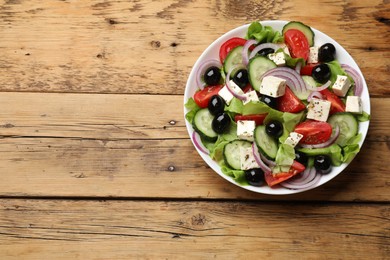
[0,0,389,259]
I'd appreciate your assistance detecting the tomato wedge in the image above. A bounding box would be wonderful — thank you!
[294,120,333,144]
[277,87,306,113]
[193,85,223,108]
[284,29,310,61]
[265,161,306,187]
[320,89,346,114]
[300,63,319,75]
[234,114,267,126]
[219,37,248,63]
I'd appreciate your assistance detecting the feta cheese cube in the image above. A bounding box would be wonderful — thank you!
[332,75,351,97]
[284,132,304,148]
[218,80,244,105]
[306,98,332,122]
[260,76,286,98]
[242,90,259,105]
[345,96,362,114]
[268,52,286,66]
[308,46,319,63]
[240,147,259,170]
[237,120,256,141]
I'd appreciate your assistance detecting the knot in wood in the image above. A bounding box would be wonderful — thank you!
[168,165,175,172]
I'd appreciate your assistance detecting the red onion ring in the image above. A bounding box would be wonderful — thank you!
[300,125,340,149]
[252,143,272,174]
[195,59,222,90]
[242,39,258,66]
[307,91,323,102]
[280,168,321,190]
[306,80,332,92]
[260,152,276,167]
[249,43,282,60]
[225,67,247,101]
[192,131,209,155]
[341,64,363,96]
[262,67,306,94]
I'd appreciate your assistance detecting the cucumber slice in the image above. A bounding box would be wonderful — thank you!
[248,56,277,91]
[223,140,252,170]
[192,108,218,142]
[223,46,244,73]
[282,21,315,46]
[328,113,358,147]
[254,125,278,160]
[296,76,317,100]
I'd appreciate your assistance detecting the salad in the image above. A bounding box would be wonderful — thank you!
[184,21,370,193]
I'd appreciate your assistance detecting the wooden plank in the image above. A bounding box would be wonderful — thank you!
[0,0,388,96]
[0,199,388,259]
[0,136,388,201]
[0,93,387,141]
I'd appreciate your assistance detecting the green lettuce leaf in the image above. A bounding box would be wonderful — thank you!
[184,98,200,123]
[246,22,283,43]
[356,111,370,122]
[225,97,244,115]
[342,133,362,163]
[220,161,247,185]
[273,143,296,174]
[327,60,350,84]
[242,101,272,115]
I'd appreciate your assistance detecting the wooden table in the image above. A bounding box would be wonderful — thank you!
[0,0,389,259]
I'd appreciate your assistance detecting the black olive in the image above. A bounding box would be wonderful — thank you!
[314,155,332,174]
[295,151,308,166]
[318,43,336,62]
[257,47,275,57]
[204,66,221,86]
[245,168,265,187]
[232,69,249,89]
[260,95,277,109]
[312,64,331,83]
[265,120,283,138]
[208,95,225,115]
[212,112,230,134]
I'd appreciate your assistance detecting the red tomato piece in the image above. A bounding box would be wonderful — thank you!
[193,85,223,108]
[264,161,306,187]
[320,89,346,114]
[219,37,249,63]
[234,114,268,126]
[242,84,254,93]
[294,120,333,144]
[284,29,310,61]
[277,87,306,113]
[300,63,319,75]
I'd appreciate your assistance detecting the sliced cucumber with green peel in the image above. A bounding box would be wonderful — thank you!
[223,140,252,170]
[328,113,358,147]
[254,125,278,160]
[248,56,277,91]
[282,21,315,46]
[192,108,218,142]
[223,46,244,73]
[296,75,317,100]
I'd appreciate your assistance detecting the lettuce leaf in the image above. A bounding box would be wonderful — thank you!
[273,143,296,174]
[356,111,370,122]
[327,60,350,84]
[184,98,200,123]
[246,22,283,43]
[225,97,244,115]
[220,161,247,185]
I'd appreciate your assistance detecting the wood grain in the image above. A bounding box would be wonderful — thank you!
[0,136,388,201]
[0,93,387,141]
[0,199,388,259]
[0,0,388,96]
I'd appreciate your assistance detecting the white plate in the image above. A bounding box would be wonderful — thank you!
[183,20,370,195]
